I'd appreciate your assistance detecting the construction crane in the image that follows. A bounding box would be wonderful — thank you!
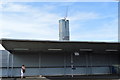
[64,7,69,20]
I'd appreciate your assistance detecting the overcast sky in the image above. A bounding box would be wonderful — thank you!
[0,1,118,42]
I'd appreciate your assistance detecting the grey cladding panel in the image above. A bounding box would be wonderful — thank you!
[109,54,119,65]
[0,50,2,67]
[1,50,9,67]
[1,69,8,77]
[66,53,71,66]
[40,68,64,75]
[73,54,86,66]
[41,53,64,67]
[92,54,109,66]
[13,53,39,67]
[13,68,39,76]
[92,67,110,74]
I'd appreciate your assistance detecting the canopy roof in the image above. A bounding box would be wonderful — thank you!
[0,39,119,54]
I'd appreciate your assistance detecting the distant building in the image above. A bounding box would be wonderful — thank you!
[59,19,69,41]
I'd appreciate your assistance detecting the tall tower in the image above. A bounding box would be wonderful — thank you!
[59,19,69,41]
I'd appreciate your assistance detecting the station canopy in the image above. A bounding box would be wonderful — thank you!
[0,39,120,54]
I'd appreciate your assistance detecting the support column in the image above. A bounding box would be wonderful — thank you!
[7,52,10,77]
[109,53,112,74]
[71,52,73,77]
[86,53,88,75]
[117,53,120,78]
[39,53,41,76]
[64,52,66,76]
[89,53,93,75]
[11,54,14,77]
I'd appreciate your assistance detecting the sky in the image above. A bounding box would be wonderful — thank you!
[0,1,119,42]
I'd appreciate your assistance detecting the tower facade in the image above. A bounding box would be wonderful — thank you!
[59,19,69,41]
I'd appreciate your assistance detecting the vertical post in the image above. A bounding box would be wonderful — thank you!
[7,52,10,77]
[89,53,93,75]
[117,54,119,77]
[108,54,111,74]
[64,52,66,76]
[71,53,73,77]
[11,54,14,77]
[0,50,2,78]
[118,51,120,78]
[86,53,88,75]
[39,53,41,77]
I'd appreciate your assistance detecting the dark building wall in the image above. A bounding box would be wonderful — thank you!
[0,50,120,78]
[10,52,120,77]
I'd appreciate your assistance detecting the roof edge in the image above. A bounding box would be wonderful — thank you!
[1,38,119,44]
